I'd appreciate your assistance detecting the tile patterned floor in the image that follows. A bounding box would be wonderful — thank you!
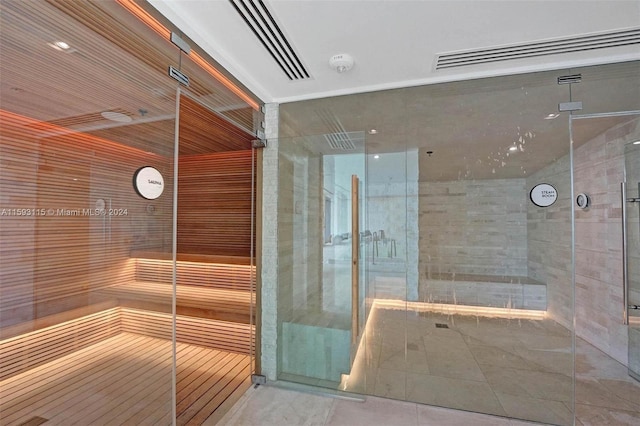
[338,306,640,425]
[217,384,541,426]
[341,307,575,424]
[223,306,639,425]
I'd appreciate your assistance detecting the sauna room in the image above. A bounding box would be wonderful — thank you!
[0,1,259,424]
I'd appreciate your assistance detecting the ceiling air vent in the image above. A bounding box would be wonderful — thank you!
[228,0,311,81]
[557,74,582,84]
[435,27,640,70]
[316,109,363,151]
[325,132,358,151]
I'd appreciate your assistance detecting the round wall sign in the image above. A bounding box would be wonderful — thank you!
[133,166,164,200]
[530,183,557,207]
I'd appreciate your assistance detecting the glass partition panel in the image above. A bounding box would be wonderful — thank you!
[277,69,578,425]
[625,132,640,381]
[276,133,366,388]
[172,88,258,424]
[571,111,640,423]
[569,60,640,424]
[343,149,413,399]
[0,1,177,423]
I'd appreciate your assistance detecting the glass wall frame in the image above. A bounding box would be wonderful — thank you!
[276,69,584,425]
[274,132,368,386]
[275,61,640,425]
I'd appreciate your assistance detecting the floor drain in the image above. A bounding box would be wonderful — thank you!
[435,323,449,329]
[18,417,49,426]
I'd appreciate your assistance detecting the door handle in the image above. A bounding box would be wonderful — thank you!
[351,175,360,347]
[622,182,629,325]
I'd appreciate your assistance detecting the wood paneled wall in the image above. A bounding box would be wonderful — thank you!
[2,105,257,332]
[177,151,255,257]
[0,110,174,329]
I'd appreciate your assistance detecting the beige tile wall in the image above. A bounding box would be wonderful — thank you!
[573,118,640,365]
[418,179,529,301]
[526,155,573,328]
[528,117,639,365]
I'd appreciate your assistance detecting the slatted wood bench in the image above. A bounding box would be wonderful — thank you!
[96,252,255,323]
[0,307,122,381]
[98,281,252,323]
[1,253,255,382]
[0,306,253,382]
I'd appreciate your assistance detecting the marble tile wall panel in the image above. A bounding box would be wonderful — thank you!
[418,179,528,301]
[526,154,573,329]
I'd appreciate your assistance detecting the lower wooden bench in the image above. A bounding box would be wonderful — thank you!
[0,307,253,382]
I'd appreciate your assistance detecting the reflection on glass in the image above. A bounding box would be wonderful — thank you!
[277,133,365,386]
[0,1,257,424]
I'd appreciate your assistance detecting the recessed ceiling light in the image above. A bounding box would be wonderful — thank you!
[374,155,380,159]
[101,111,133,123]
[544,113,559,120]
[509,146,518,152]
[368,129,378,135]
[633,140,640,145]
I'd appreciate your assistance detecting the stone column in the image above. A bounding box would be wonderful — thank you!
[260,103,279,380]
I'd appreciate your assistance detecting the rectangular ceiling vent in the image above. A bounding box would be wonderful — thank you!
[324,132,358,151]
[316,109,363,151]
[435,27,640,70]
[557,74,582,84]
[228,0,311,81]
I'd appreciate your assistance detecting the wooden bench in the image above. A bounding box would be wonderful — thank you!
[1,253,255,382]
[0,306,253,382]
[98,281,252,323]
[96,253,255,323]
[0,307,121,381]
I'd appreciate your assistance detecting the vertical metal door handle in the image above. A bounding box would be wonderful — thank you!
[622,182,629,325]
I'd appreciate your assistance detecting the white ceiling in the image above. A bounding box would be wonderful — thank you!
[149,0,640,103]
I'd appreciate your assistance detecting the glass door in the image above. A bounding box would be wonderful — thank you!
[570,108,640,423]
[624,127,640,380]
[172,88,258,423]
[276,133,366,387]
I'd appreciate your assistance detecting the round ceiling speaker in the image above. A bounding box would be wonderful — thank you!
[329,53,354,73]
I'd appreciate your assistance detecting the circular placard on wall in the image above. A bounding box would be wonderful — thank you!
[133,166,164,200]
[530,183,557,207]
